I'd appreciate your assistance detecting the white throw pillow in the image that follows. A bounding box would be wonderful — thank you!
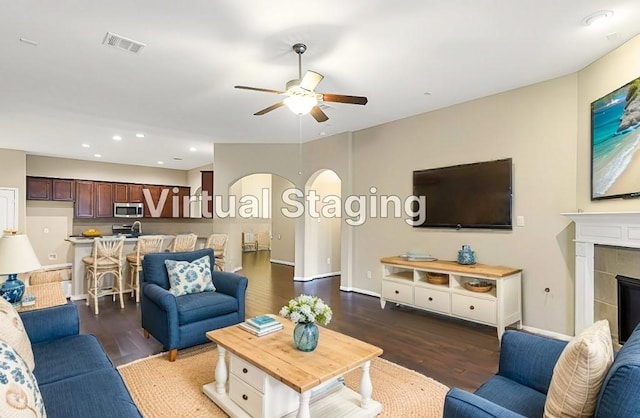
[0,297,35,371]
[0,339,46,417]
[544,320,614,418]
[165,255,215,296]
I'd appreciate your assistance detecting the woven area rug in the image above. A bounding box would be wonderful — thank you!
[118,344,448,418]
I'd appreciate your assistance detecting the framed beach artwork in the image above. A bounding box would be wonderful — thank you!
[591,75,640,200]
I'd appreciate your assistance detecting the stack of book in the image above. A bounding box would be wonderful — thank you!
[239,315,284,337]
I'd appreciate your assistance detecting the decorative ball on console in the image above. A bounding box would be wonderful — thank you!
[457,244,476,265]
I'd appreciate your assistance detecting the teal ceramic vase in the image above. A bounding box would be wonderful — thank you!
[457,245,476,265]
[293,322,319,351]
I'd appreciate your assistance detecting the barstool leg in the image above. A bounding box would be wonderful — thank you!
[93,272,99,315]
[135,268,140,303]
[117,273,125,309]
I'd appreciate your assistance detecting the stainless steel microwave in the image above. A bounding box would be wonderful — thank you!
[114,202,144,218]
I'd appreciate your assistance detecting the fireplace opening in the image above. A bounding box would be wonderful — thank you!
[616,275,640,344]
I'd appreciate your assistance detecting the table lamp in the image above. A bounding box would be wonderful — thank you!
[0,230,41,304]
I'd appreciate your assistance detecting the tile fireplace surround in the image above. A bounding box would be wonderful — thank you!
[564,212,640,336]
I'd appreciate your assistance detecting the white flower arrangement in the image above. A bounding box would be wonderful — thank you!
[279,294,333,325]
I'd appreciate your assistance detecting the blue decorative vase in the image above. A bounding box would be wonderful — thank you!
[293,322,319,352]
[457,245,476,265]
[0,274,25,305]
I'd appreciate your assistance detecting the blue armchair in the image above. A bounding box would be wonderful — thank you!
[444,326,640,417]
[141,248,248,361]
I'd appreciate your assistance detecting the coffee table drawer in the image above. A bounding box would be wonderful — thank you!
[229,374,263,417]
[231,355,264,392]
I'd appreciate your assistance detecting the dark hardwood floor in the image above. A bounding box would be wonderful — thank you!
[76,250,500,392]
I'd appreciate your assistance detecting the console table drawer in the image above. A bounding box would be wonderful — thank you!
[414,287,450,314]
[229,374,263,417]
[382,281,413,305]
[231,355,264,392]
[451,294,496,325]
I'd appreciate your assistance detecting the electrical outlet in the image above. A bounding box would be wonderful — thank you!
[367,270,372,279]
[48,253,57,260]
[43,228,49,234]
[277,233,281,240]
[326,257,331,265]
[516,216,525,227]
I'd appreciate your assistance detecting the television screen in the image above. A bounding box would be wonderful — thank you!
[591,76,640,200]
[413,158,512,229]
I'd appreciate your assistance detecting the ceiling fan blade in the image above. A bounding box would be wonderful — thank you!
[321,93,368,105]
[235,85,284,95]
[299,71,324,91]
[310,106,329,123]
[254,102,284,116]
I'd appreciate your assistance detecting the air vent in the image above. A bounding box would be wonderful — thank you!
[102,32,146,54]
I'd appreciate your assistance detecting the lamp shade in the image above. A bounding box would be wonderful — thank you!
[0,233,41,275]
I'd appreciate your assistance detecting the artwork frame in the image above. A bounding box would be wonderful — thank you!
[591,75,640,200]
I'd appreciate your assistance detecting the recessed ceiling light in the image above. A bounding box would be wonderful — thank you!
[157,161,164,165]
[113,135,122,141]
[94,154,102,158]
[582,10,614,26]
[135,133,145,138]
[189,147,197,152]
[81,143,90,148]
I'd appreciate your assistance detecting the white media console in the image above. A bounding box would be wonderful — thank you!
[380,256,522,339]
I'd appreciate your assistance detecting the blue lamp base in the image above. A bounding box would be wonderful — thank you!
[0,274,25,304]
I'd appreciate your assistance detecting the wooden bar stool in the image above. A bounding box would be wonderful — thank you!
[82,236,125,315]
[168,233,198,252]
[205,233,228,271]
[126,235,164,302]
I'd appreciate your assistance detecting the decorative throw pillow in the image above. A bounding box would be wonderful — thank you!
[544,320,614,418]
[0,339,46,417]
[0,297,35,371]
[165,255,215,296]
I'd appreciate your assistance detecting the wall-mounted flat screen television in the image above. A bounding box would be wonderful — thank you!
[591,75,640,200]
[413,158,512,230]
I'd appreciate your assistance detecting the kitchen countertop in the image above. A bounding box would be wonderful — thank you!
[65,235,173,244]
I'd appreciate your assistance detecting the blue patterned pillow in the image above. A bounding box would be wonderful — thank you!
[0,339,46,417]
[165,255,215,296]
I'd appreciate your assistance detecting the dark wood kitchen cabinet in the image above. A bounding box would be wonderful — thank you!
[26,177,52,200]
[75,180,95,218]
[74,181,113,218]
[27,177,75,201]
[142,185,190,218]
[114,183,129,203]
[201,171,213,218]
[129,184,144,203]
[52,179,75,201]
[95,182,113,218]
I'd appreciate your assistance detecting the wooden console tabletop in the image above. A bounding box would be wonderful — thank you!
[380,256,521,278]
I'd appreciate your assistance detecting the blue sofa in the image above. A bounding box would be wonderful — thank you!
[20,303,140,418]
[443,325,640,417]
[141,248,248,361]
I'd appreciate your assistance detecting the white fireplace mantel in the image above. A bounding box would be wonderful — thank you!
[563,211,640,335]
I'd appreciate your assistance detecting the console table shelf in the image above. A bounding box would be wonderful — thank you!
[380,256,522,339]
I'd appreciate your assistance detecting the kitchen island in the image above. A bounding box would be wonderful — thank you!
[65,235,175,300]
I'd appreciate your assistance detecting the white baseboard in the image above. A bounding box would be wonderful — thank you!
[294,271,340,282]
[338,286,381,298]
[519,325,572,341]
[270,259,294,266]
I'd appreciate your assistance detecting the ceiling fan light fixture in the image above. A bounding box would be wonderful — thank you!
[284,96,317,115]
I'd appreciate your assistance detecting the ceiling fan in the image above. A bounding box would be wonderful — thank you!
[235,43,368,123]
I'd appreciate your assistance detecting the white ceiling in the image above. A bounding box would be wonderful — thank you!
[1,1,639,170]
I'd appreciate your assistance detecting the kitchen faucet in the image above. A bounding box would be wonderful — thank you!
[132,221,142,235]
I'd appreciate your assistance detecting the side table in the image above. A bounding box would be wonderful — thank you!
[16,283,67,312]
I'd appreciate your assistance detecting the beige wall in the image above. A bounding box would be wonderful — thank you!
[26,155,189,185]
[271,175,295,264]
[351,74,579,334]
[576,35,640,212]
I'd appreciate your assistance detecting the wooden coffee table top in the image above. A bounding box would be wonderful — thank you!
[206,316,383,393]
